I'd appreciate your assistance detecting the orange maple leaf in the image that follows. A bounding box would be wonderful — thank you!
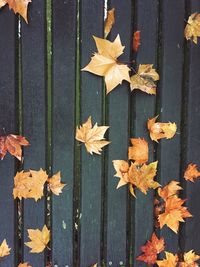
[158,181,182,201]
[47,171,66,196]
[179,250,200,267]
[128,138,148,164]
[76,116,110,155]
[136,232,165,265]
[82,35,131,94]
[158,196,192,233]
[184,163,200,182]
[156,251,178,267]
[104,8,115,37]
[0,134,29,161]
[0,0,31,23]
[133,31,141,52]
[147,115,177,142]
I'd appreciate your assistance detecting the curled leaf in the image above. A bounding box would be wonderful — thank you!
[76,116,110,155]
[104,8,115,37]
[185,13,200,44]
[184,163,200,182]
[128,138,148,164]
[147,116,177,142]
[130,64,159,95]
[82,35,131,94]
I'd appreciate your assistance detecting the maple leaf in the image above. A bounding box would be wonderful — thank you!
[158,181,182,201]
[147,115,177,142]
[133,31,141,52]
[130,64,159,95]
[76,116,110,155]
[0,239,11,257]
[179,250,200,267]
[13,169,48,201]
[25,225,50,253]
[18,263,32,267]
[158,196,192,233]
[0,134,29,161]
[185,13,200,44]
[82,35,131,94]
[137,232,165,265]
[184,163,200,182]
[156,252,178,267]
[128,138,148,164]
[0,0,31,23]
[47,171,66,196]
[104,8,115,37]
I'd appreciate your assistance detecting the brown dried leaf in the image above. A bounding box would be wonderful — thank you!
[184,163,200,182]
[104,8,115,37]
[133,31,141,52]
[158,181,182,201]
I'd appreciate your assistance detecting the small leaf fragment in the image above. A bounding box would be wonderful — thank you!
[130,64,159,95]
[0,239,11,258]
[128,138,148,164]
[47,171,66,196]
[147,116,177,142]
[76,116,110,155]
[185,13,200,44]
[18,263,32,267]
[25,225,50,253]
[184,163,200,182]
[156,252,178,267]
[133,30,141,52]
[104,8,115,37]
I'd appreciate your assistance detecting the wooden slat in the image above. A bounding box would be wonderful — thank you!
[106,1,131,266]
[21,1,46,265]
[158,0,185,252]
[0,7,16,267]
[131,1,158,266]
[184,0,200,252]
[51,0,76,266]
[79,1,104,266]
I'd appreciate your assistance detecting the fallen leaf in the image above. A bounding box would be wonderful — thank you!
[0,239,11,257]
[158,181,182,201]
[133,31,141,52]
[179,250,200,267]
[13,169,48,201]
[137,232,165,265]
[130,64,159,95]
[25,225,50,253]
[104,8,115,37]
[156,252,178,267]
[0,0,31,23]
[158,196,192,233]
[47,171,66,196]
[0,134,29,161]
[18,263,32,267]
[128,138,148,164]
[184,163,200,182]
[76,116,110,155]
[82,35,131,94]
[185,13,200,44]
[147,116,177,142]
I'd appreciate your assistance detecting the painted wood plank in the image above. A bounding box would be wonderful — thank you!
[21,0,46,265]
[79,1,104,266]
[183,0,200,253]
[51,0,77,266]
[131,1,158,266]
[106,1,131,266]
[158,0,185,253]
[0,7,16,267]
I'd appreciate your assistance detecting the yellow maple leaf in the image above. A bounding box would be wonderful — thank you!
[158,181,182,201]
[158,196,192,233]
[13,170,32,200]
[0,239,11,258]
[18,263,32,267]
[0,0,31,23]
[185,13,200,44]
[147,115,177,142]
[156,252,178,267]
[47,171,66,196]
[179,250,200,267]
[25,225,50,253]
[130,64,159,95]
[76,116,110,155]
[128,138,148,164]
[104,8,115,37]
[184,163,200,182]
[82,35,131,94]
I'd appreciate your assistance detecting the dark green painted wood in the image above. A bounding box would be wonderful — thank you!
[21,0,46,265]
[79,1,104,266]
[0,7,16,267]
[158,0,185,253]
[184,0,200,253]
[131,1,158,266]
[106,1,131,266]
[51,0,77,266]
